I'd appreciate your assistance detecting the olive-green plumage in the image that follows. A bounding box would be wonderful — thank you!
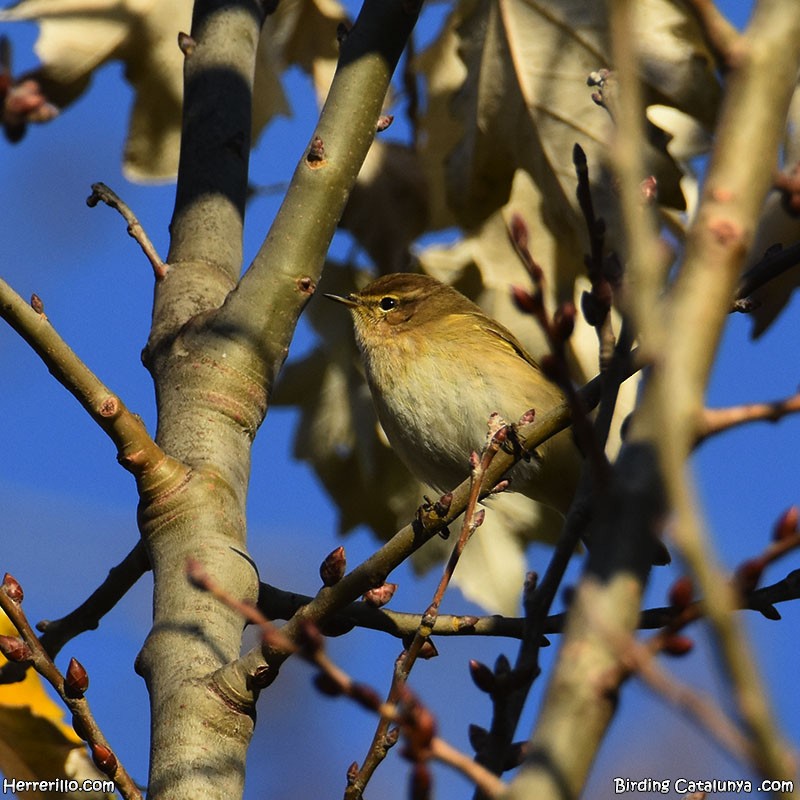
[326,273,580,514]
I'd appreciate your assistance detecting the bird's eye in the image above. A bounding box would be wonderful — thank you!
[379,296,398,311]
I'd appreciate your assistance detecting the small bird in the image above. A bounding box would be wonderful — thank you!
[325,273,581,515]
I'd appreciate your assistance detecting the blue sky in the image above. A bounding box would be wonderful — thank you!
[2,1,799,798]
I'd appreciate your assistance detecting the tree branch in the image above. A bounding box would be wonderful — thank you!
[36,542,150,660]
[206,0,423,402]
[0,575,142,799]
[0,277,184,493]
[87,183,167,280]
[698,390,800,442]
[631,0,800,790]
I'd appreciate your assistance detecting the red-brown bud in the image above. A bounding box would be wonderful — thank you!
[91,743,118,775]
[307,135,325,164]
[0,635,31,663]
[457,615,479,632]
[177,32,196,56]
[509,213,528,252]
[416,639,439,660]
[469,509,485,533]
[553,302,576,341]
[30,293,44,314]
[2,573,23,603]
[363,583,397,608]
[735,559,764,594]
[640,175,658,204]
[313,672,342,697]
[350,682,382,712]
[320,546,346,587]
[510,284,540,315]
[409,763,432,800]
[434,492,452,517]
[404,699,436,757]
[65,657,89,697]
[668,576,694,611]
[346,761,359,785]
[296,620,324,657]
[376,115,394,132]
[662,634,694,657]
[773,506,799,541]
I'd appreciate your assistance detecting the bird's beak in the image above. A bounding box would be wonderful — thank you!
[323,292,359,308]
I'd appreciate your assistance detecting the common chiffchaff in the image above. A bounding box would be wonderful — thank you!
[326,273,580,515]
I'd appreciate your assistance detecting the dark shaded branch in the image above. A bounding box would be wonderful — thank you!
[37,542,150,659]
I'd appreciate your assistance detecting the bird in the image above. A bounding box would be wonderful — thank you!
[325,272,581,515]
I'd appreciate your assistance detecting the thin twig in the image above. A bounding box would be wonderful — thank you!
[87,183,168,280]
[189,560,503,796]
[255,558,800,644]
[431,737,505,799]
[508,214,611,485]
[734,240,800,306]
[0,575,143,799]
[348,422,506,798]
[611,614,751,761]
[698,391,800,442]
[0,543,150,685]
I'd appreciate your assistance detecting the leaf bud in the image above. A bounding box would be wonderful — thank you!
[468,659,496,694]
[2,573,23,603]
[91,743,118,775]
[320,546,346,587]
[668,576,694,611]
[662,634,693,657]
[313,672,342,697]
[468,723,489,752]
[773,506,799,541]
[0,635,31,663]
[65,657,89,697]
[350,682,382,712]
[363,582,397,608]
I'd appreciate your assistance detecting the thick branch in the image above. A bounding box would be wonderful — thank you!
[206,0,422,400]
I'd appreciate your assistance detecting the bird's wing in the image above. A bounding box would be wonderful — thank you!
[477,318,543,372]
